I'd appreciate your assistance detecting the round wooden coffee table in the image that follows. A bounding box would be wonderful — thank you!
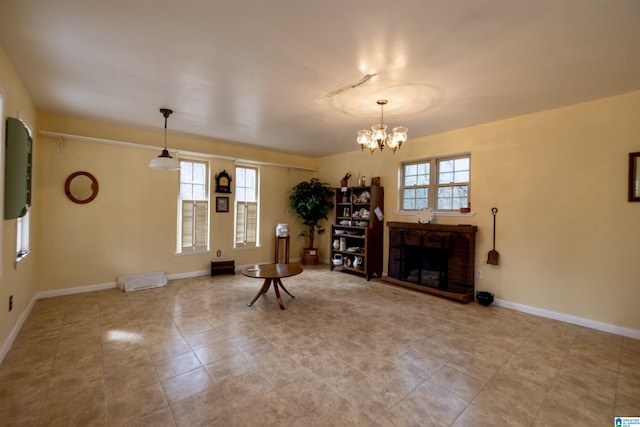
[242,263,303,310]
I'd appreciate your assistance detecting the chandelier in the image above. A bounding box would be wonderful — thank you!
[149,108,180,171]
[356,100,408,153]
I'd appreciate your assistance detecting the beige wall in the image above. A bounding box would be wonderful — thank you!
[36,114,316,292]
[2,40,640,358]
[0,45,40,353]
[317,91,640,331]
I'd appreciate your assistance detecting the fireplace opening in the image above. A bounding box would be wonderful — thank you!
[402,241,448,289]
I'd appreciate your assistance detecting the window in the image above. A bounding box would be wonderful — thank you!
[235,165,259,247]
[4,114,33,264]
[16,207,30,262]
[401,154,470,211]
[178,159,209,253]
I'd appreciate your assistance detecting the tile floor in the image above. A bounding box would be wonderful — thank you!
[0,266,638,426]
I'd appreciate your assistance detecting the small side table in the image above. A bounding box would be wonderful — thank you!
[242,263,303,310]
[274,235,290,264]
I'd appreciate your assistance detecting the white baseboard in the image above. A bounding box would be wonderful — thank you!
[167,270,209,280]
[493,298,640,340]
[37,281,117,299]
[0,294,37,365]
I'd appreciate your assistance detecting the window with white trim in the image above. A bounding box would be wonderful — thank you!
[401,154,470,211]
[16,207,30,262]
[234,165,259,247]
[10,115,33,265]
[178,159,209,253]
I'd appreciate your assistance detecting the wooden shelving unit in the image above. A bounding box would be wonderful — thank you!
[330,185,384,280]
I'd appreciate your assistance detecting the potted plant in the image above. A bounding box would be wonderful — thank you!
[289,178,335,265]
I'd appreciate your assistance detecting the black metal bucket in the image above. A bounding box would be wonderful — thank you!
[476,291,494,306]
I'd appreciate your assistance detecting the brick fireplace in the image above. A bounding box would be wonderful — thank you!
[383,222,478,303]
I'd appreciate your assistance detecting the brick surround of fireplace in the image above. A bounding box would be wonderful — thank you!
[383,222,478,303]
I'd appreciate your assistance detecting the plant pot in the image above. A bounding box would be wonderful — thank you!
[302,248,319,265]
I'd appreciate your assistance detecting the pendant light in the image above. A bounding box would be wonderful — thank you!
[149,108,180,171]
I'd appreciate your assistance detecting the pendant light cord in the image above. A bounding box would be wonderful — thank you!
[164,115,168,150]
[160,108,173,151]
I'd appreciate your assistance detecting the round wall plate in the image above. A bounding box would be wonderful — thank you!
[417,206,434,224]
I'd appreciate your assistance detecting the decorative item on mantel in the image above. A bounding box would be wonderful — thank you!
[340,172,351,188]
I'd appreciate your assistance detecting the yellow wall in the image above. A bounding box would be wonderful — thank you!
[36,114,316,292]
[0,45,40,352]
[317,91,640,331]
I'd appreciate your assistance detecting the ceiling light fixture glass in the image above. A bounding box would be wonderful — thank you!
[149,108,180,171]
[356,100,408,154]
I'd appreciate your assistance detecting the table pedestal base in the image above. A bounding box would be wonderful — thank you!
[247,278,295,310]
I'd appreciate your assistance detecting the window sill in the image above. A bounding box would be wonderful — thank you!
[14,252,30,268]
[232,245,262,251]
[395,210,476,218]
[173,250,212,257]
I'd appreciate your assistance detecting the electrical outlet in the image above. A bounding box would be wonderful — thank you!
[216,250,222,257]
[476,269,483,279]
[9,295,13,312]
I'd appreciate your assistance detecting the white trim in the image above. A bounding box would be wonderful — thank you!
[493,298,640,340]
[13,251,30,268]
[37,281,117,299]
[35,272,213,298]
[0,294,37,365]
[231,245,262,251]
[173,250,212,257]
[166,270,209,280]
[39,131,317,171]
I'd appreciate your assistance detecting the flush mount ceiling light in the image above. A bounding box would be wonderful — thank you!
[356,100,408,154]
[149,108,180,171]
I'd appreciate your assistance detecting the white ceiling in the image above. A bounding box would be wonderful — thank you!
[1,0,639,157]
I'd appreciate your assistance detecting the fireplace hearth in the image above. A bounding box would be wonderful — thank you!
[383,222,477,303]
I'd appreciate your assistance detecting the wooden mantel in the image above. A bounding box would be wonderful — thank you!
[383,222,478,303]
[386,222,478,234]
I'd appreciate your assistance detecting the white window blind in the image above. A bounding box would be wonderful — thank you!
[178,159,209,253]
[234,166,259,248]
[181,200,208,251]
[235,201,257,246]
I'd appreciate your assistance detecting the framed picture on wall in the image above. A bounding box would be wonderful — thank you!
[216,196,229,212]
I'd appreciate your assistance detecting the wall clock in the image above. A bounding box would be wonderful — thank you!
[215,170,232,193]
